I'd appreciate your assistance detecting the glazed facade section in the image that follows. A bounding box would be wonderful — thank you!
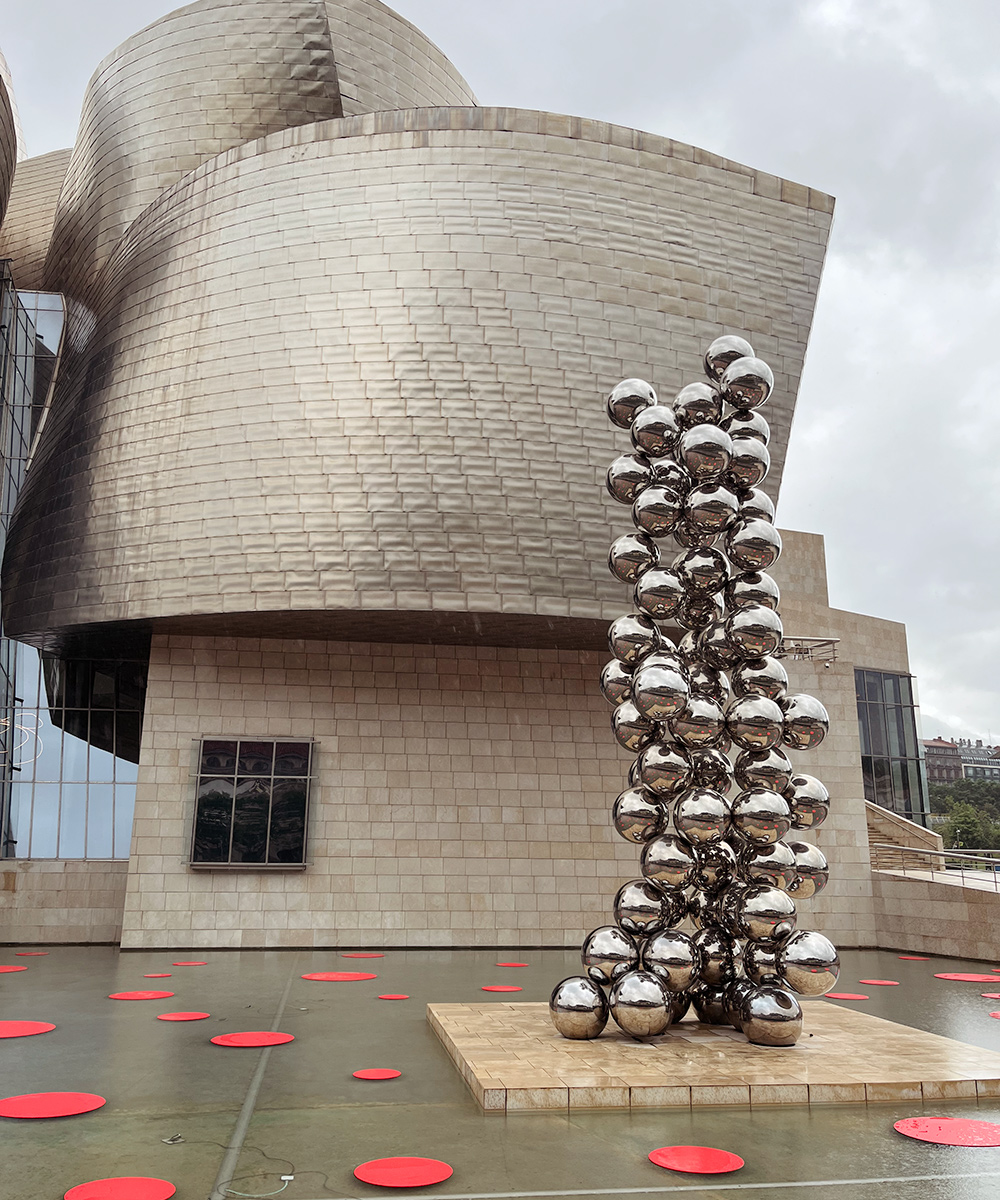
[4,108,831,649]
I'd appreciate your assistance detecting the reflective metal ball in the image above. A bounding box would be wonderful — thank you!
[673,520,721,550]
[739,985,802,1046]
[720,356,774,410]
[549,976,610,1039]
[683,482,740,534]
[738,486,776,524]
[726,603,783,660]
[607,453,652,505]
[726,694,785,751]
[735,885,797,942]
[669,694,726,749]
[643,929,701,992]
[634,567,686,622]
[726,519,782,572]
[786,841,830,897]
[698,620,739,671]
[677,593,723,632]
[600,657,633,706]
[673,381,722,429]
[674,786,731,844]
[678,423,734,482]
[630,404,678,459]
[725,977,757,1029]
[637,740,691,797]
[704,334,754,383]
[609,970,673,1037]
[691,983,732,1025]
[694,841,739,894]
[734,746,793,793]
[609,533,659,583]
[687,746,734,793]
[608,378,657,429]
[674,546,730,594]
[776,930,839,996]
[609,613,661,665]
[725,570,780,612]
[613,787,667,844]
[730,787,792,846]
[731,656,788,701]
[632,486,683,539]
[721,408,770,445]
[641,833,698,890]
[581,925,640,985]
[650,457,692,496]
[687,662,729,706]
[781,694,830,751]
[785,773,830,830]
[728,437,770,490]
[614,879,670,937]
[741,839,797,890]
[632,660,689,722]
[742,940,780,985]
[612,701,659,752]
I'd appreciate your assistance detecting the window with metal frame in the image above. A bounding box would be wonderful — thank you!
[190,738,313,868]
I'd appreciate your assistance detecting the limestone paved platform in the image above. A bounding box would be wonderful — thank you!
[428,1000,1000,1111]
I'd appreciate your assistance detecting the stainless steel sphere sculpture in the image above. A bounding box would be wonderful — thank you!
[550,336,839,1048]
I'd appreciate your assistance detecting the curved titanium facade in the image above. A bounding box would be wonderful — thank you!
[42,0,475,306]
[0,69,15,228]
[4,107,831,649]
[0,150,72,291]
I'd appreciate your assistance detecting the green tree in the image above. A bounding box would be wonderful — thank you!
[943,803,993,850]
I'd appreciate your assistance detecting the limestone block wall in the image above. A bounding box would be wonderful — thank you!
[0,860,128,944]
[872,871,1000,960]
[0,149,72,290]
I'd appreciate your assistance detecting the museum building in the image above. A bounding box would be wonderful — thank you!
[0,0,931,952]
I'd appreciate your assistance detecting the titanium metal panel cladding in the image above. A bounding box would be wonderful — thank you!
[0,150,73,291]
[551,343,839,1046]
[0,65,16,227]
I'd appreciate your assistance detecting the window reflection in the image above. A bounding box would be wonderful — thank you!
[855,668,928,824]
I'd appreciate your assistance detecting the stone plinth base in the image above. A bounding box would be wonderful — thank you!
[428,1001,1000,1112]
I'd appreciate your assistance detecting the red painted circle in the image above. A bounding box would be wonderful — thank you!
[825,993,870,1000]
[0,965,28,973]
[172,961,206,966]
[354,1157,452,1187]
[0,1021,56,1039]
[898,956,928,961]
[302,971,377,982]
[14,951,48,956]
[993,969,1000,974]
[983,993,1000,999]
[211,1031,294,1047]
[144,974,172,978]
[859,979,899,986]
[648,1146,744,1174]
[157,1012,210,1022]
[343,952,385,958]
[64,1177,176,1200]
[496,962,529,967]
[353,1069,402,1080]
[379,994,409,1000]
[0,1092,106,1119]
[481,985,522,992]
[109,991,174,1001]
[935,973,1000,983]
[894,1117,1000,1146]
[990,1012,1000,1020]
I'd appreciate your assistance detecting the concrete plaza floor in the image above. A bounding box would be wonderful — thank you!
[5,946,1000,1199]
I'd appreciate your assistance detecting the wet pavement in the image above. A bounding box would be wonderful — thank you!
[5,946,1000,1199]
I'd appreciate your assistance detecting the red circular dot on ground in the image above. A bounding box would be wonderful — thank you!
[14,951,48,956]
[648,1146,744,1174]
[210,1031,294,1047]
[379,994,409,1000]
[481,985,522,992]
[156,1012,210,1022]
[0,965,28,973]
[171,961,206,966]
[825,993,870,1001]
[898,956,929,961]
[109,991,174,1001]
[859,979,899,986]
[993,969,1000,974]
[301,971,377,982]
[143,974,172,978]
[934,973,1000,983]
[342,952,385,958]
[64,1177,176,1200]
[353,1069,402,1080]
[496,962,529,967]
[354,1157,453,1187]
[990,1012,1000,1020]
[984,993,1000,1000]
[894,1117,1000,1146]
[0,1021,56,1039]
[0,1092,106,1119]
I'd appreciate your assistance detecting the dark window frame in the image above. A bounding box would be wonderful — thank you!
[188,737,314,871]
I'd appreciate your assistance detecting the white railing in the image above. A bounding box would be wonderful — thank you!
[871,842,1000,891]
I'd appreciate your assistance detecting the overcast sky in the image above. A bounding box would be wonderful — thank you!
[2,0,997,743]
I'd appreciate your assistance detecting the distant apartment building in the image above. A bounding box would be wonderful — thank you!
[922,737,1000,783]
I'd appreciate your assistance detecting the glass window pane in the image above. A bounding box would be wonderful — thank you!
[113,787,136,859]
[238,742,274,776]
[60,726,90,779]
[6,779,31,857]
[231,778,270,862]
[268,779,307,863]
[88,743,116,783]
[883,674,901,704]
[29,783,60,857]
[854,669,866,703]
[193,779,235,862]
[201,741,236,776]
[858,704,872,755]
[868,705,888,756]
[58,783,88,858]
[898,676,913,706]
[274,742,310,777]
[864,671,881,701]
[873,758,893,810]
[861,755,874,802]
[114,712,141,764]
[886,706,905,757]
[91,670,116,709]
[88,784,115,858]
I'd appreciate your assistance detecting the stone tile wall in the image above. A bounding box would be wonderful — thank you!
[0,860,128,943]
[872,870,1000,960]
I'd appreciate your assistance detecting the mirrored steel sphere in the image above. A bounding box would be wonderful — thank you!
[549,976,610,1039]
[776,930,839,996]
[612,701,659,752]
[613,787,667,844]
[674,786,731,844]
[669,991,692,1023]
[630,404,678,458]
[728,438,771,490]
[673,381,722,430]
[600,657,633,706]
[608,378,657,429]
[721,408,770,445]
[734,746,793,793]
[609,533,659,583]
[609,613,661,665]
[784,773,830,830]
[673,521,720,550]
[643,929,701,992]
[632,660,689,722]
[743,940,780,985]
[726,694,785,751]
[637,740,691,797]
[726,604,783,661]
[741,839,797,890]
[688,746,734,793]
[641,833,698,890]
[726,518,782,572]
[720,356,774,410]
[632,486,683,539]
[725,977,757,1029]
[650,457,692,496]
[694,841,738,894]
[678,424,733,482]
[725,570,780,612]
[683,482,740,534]
[687,662,729,706]
[739,985,801,1046]
[676,631,701,667]
[691,983,731,1025]
[674,546,730,595]
[781,694,830,751]
[607,453,652,505]
[731,655,788,701]
[704,334,754,383]
[669,694,726,749]
[736,885,797,942]
[731,787,792,846]
[677,593,723,632]
[738,486,776,524]
[609,970,673,1037]
[628,758,642,787]
[634,567,686,622]
[698,620,738,671]
[582,925,640,985]
[719,879,749,934]
[786,841,830,897]
[614,879,670,937]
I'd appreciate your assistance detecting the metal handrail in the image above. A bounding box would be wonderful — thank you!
[870,842,1000,892]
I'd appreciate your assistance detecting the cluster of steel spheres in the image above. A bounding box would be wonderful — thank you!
[549,335,840,1048]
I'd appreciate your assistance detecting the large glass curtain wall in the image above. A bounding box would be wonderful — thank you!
[855,668,930,824]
